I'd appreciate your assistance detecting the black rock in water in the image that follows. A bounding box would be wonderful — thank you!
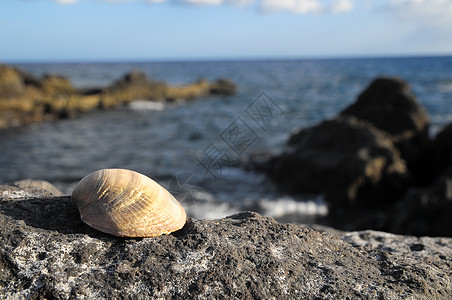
[340,77,428,138]
[340,77,431,183]
[264,116,408,207]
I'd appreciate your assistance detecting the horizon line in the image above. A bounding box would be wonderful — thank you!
[3,52,452,65]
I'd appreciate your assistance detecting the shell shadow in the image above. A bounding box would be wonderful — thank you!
[0,196,105,237]
[0,196,194,239]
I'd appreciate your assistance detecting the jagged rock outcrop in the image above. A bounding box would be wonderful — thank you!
[257,78,434,206]
[340,77,428,140]
[0,183,451,299]
[253,76,452,236]
[340,77,430,183]
[263,116,408,207]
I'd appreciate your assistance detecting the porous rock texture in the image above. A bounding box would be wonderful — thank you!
[1,184,451,299]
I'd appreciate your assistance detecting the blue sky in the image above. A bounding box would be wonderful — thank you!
[1,0,451,62]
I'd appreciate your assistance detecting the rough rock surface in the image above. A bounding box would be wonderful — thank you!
[263,116,408,206]
[1,184,451,299]
[10,179,64,197]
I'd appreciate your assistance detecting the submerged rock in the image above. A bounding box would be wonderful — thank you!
[263,116,408,207]
[1,184,450,299]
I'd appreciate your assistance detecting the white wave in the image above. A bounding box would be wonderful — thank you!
[439,82,452,93]
[258,195,328,218]
[430,113,452,136]
[183,190,241,219]
[183,186,329,221]
[128,100,166,111]
[186,202,241,220]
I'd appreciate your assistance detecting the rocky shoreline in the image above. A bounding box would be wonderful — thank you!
[2,74,452,297]
[0,182,451,299]
[251,77,452,237]
[0,64,237,129]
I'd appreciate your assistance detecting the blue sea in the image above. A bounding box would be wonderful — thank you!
[1,56,452,222]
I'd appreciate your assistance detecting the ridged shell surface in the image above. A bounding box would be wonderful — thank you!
[71,169,187,237]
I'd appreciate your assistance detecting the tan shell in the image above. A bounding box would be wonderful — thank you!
[71,169,186,237]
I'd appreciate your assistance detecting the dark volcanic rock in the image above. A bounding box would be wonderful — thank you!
[389,166,452,237]
[431,123,452,174]
[340,77,428,137]
[340,77,430,182]
[264,116,408,207]
[1,185,451,299]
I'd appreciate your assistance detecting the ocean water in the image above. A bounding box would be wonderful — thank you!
[1,56,451,222]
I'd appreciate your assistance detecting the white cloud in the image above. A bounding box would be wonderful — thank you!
[225,0,255,6]
[330,0,353,13]
[51,0,355,14]
[54,0,79,3]
[181,0,223,5]
[388,0,452,27]
[260,0,323,13]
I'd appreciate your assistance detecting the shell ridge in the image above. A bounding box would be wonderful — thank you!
[74,170,106,211]
[140,194,186,233]
[117,189,185,234]
[104,169,134,209]
[113,177,153,227]
[113,177,161,228]
[72,169,187,237]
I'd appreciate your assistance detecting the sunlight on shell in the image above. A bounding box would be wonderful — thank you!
[71,169,187,237]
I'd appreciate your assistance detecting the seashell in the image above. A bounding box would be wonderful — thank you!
[71,169,186,237]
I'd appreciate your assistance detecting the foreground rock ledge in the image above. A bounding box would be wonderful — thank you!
[0,185,451,299]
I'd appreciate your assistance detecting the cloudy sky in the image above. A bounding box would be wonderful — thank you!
[1,0,451,61]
